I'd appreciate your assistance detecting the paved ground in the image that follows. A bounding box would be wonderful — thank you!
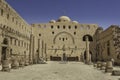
[0,61,120,80]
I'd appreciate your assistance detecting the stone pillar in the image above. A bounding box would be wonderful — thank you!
[100,62,106,70]
[89,53,91,63]
[97,61,101,68]
[2,47,11,71]
[41,40,44,59]
[85,36,90,64]
[44,43,47,61]
[38,39,40,59]
[19,58,25,68]
[105,61,113,72]
[29,34,33,64]
[11,59,19,69]
[2,60,10,72]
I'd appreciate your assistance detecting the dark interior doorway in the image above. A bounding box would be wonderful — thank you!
[1,38,9,60]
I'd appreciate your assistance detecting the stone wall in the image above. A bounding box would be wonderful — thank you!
[31,16,98,61]
[93,25,120,65]
[0,0,32,65]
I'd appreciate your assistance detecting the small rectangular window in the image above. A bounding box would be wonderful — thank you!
[107,41,110,46]
[14,40,17,45]
[107,47,110,56]
[63,25,65,29]
[12,17,14,22]
[7,14,9,19]
[1,9,3,16]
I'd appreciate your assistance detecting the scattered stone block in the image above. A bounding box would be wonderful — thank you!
[93,63,97,67]
[19,61,25,67]
[100,62,106,70]
[105,61,113,73]
[112,70,120,76]
[11,60,19,69]
[2,60,10,72]
[97,61,101,68]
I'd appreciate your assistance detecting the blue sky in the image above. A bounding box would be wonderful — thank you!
[6,0,120,29]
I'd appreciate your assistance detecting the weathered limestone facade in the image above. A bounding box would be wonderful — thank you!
[31,16,98,62]
[0,0,31,67]
[0,0,120,68]
[93,25,120,65]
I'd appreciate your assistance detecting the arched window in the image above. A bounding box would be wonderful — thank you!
[63,25,65,29]
[83,35,93,41]
[51,25,53,29]
[57,25,60,29]
[68,26,71,29]
[7,14,9,19]
[1,9,3,16]
[52,31,54,34]
[62,38,65,41]
[74,32,76,35]
[14,39,17,45]
[75,26,77,29]
[39,34,41,36]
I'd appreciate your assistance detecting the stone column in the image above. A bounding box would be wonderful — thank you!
[38,39,40,60]
[29,34,33,64]
[89,53,91,63]
[85,36,90,64]
[29,35,31,64]
[41,40,44,59]
[32,36,36,63]
[44,43,47,61]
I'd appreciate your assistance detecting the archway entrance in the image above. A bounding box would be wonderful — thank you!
[1,38,12,71]
[83,34,93,64]
[1,38,9,61]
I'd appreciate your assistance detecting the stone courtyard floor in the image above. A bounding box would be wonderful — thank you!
[0,61,120,80]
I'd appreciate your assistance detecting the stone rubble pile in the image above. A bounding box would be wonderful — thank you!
[93,61,120,76]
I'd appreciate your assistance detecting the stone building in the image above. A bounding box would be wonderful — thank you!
[0,0,31,68]
[92,25,120,65]
[31,16,98,62]
[0,0,120,69]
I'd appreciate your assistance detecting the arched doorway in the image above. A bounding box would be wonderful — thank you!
[1,38,9,61]
[83,34,93,64]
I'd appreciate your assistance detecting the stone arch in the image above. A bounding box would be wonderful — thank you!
[83,34,93,41]
[53,31,75,44]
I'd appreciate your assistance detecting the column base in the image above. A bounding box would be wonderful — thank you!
[105,67,113,73]
[11,60,19,69]
[2,60,10,72]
